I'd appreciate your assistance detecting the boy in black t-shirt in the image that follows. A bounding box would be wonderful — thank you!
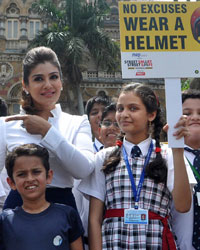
[0,143,84,250]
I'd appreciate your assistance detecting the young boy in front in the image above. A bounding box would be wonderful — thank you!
[171,89,200,250]
[0,143,84,250]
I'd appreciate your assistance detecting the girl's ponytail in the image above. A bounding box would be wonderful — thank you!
[145,107,168,184]
[102,133,124,174]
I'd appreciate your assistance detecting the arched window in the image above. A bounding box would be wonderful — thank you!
[6,3,20,39]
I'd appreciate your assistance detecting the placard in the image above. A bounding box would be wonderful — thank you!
[119,2,200,78]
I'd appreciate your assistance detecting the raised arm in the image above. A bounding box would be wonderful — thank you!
[41,115,94,179]
[5,114,94,179]
[5,115,51,137]
[165,115,191,212]
[171,148,191,212]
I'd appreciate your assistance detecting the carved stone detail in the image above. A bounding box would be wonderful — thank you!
[6,3,20,15]
[0,62,13,85]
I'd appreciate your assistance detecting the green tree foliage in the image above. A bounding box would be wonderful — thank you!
[29,0,121,114]
[181,78,190,91]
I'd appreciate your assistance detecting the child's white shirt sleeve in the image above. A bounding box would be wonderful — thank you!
[78,148,113,202]
[165,145,197,193]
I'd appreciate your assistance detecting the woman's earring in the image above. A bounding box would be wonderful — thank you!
[148,121,153,137]
[23,88,29,95]
[61,87,63,91]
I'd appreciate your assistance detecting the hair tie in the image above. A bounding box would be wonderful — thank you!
[155,147,161,153]
[116,140,123,147]
[154,92,160,106]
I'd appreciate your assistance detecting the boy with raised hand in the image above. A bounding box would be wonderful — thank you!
[0,144,84,250]
[171,89,200,250]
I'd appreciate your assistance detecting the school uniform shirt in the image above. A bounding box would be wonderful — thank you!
[78,137,177,249]
[170,146,197,250]
[72,179,89,250]
[73,138,99,250]
[0,104,94,189]
[93,138,104,153]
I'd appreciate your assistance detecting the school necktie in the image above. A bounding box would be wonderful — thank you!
[184,147,200,249]
[131,145,141,158]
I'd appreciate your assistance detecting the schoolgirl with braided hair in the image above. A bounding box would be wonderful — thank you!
[103,83,166,183]
[79,82,191,250]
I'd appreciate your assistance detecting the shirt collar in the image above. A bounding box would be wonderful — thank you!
[184,144,200,151]
[94,138,104,152]
[123,137,152,157]
[50,104,62,117]
[20,104,62,118]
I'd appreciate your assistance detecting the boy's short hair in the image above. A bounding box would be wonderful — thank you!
[85,95,110,118]
[6,144,50,180]
[101,103,117,122]
[182,89,200,103]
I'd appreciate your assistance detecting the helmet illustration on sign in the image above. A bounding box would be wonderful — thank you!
[191,7,200,43]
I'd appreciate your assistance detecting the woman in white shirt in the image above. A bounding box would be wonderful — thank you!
[1,46,94,210]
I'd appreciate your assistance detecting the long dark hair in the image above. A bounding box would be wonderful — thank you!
[21,46,62,114]
[103,83,167,184]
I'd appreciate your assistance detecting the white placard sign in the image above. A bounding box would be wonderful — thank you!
[118,1,199,147]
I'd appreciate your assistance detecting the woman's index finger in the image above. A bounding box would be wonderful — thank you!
[5,115,27,122]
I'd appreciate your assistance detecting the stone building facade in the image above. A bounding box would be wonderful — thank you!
[0,0,48,114]
[0,0,165,115]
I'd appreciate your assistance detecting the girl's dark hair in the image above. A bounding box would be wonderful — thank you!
[85,95,110,118]
[6,143,50,181]
[101,102,116,122]
[103,83,167,184]
[21,46,62,114]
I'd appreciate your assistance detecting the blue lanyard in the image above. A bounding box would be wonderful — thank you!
[93,143,99,152]
[122,141,153,209]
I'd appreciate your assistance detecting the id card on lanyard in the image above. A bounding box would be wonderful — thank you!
[124,208,149,224]
[122,141,153,225]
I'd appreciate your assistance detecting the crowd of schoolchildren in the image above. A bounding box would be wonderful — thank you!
[0,46,199,250]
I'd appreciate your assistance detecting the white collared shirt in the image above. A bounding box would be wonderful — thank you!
[78,137,175,202]
[0,104,94,190]
[93,138,103,153]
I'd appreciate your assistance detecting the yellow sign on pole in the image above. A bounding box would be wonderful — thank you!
[119,1,200,78]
